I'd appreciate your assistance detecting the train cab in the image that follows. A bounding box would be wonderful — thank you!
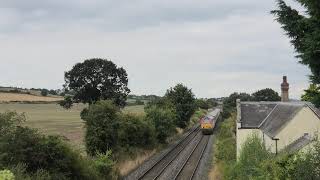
[200,109,220,135]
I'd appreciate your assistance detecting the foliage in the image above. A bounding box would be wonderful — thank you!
[0,111,108,180]
[227,135,271,180]
[145,106,177,143]
[215,114,236,163]
[63,58,130,107]
[195,99,210,110]
[190,109,208,124]
[0,169,14,180]
[40,89,48,96]
[93,151,117,180]
[49,89,57,95]
[301,84,320,107]
[223,92,251,108]
[0,111,25,135]
[118,113,156,148]
[58,96,73,109]
[251,88,281,101]
[82,100,121,156]
[165,83,196,128]
[272,0,320,84]
[213,113,236,179]
[222,92,251,119]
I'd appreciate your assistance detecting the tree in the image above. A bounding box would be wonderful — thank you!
[40,89,48,96]
[49,89,57,95]
[252,88,281,101]
[165,84,196,128]
[63,58,130,107]
[272,0,320,102]
[223,92,252,108]
[196,99,209,110]
[302,84,320,107]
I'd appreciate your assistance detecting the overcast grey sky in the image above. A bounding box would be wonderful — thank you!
[0,0,310,98]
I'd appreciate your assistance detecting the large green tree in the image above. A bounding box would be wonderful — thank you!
[165,84,196,128]
[272,0,320,83]
[252,88,281,101]
[63,58,130,107]
[272,0,320,105]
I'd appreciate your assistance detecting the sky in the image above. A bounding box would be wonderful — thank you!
[0,0,311,99]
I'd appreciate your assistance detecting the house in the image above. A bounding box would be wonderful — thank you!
[236,76,320,157]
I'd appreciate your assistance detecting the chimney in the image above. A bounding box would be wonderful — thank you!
[281,76,289,102]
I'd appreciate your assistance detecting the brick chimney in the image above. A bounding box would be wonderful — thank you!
[281,76,289,102]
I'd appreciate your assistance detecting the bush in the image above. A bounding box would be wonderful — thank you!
[59,96,73,109]
[93,151,116,179]
[40,89,48,96]
[0,169,14,180]
[119,113,156,149]
[227,135,271,180]
[0,111,108,180]
[145,106,177,143]
[82,100,121,156]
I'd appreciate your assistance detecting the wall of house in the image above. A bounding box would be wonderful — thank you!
[236,128,262,158]
[274,107,320,151]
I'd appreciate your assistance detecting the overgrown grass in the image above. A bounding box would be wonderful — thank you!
[210,112,236,179]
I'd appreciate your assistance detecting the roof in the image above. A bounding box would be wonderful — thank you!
[239,101,320,138]
[239,102,276,128]
[281,134,313,153]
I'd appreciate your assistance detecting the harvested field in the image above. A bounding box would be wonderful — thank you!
[0,92,63,102]
[0,103,145,150]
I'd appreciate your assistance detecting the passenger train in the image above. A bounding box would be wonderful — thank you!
[200,109,221,135]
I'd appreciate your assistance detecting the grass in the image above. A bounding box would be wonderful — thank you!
[208,113,236,180]
[0,103,145,150]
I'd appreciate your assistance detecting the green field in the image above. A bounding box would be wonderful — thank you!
[0,103,145,149]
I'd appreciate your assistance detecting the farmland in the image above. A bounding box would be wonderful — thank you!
[0,103,145,149]
[0,92,63,102]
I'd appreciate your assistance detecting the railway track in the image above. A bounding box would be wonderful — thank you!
[137,125,210,180]
[174,135,210,180]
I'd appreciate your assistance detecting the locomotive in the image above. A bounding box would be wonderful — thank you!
[200,109,220,135]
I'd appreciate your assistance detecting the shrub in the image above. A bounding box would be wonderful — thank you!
[227,134,271,180]
[0,169,14,180]
[82,100,122,155]
[119,113,156,149]
[40,89,48,96]
[93,151,116,179]
[59,96,73,109]
[145,106,177,143]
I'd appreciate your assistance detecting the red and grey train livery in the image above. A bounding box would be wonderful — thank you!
[199,109,221,135]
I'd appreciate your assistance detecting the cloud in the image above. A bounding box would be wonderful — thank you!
[0,0,310,99]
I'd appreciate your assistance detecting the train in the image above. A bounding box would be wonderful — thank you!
[200,109,221,135]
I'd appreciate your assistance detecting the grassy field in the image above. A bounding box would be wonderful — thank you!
[0,92,63,102]
[0,103,145,149]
